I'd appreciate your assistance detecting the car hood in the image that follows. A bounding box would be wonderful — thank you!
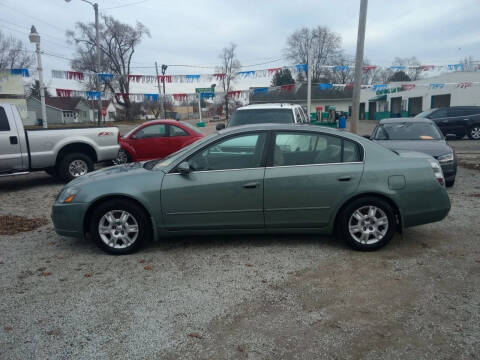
[374,140,452,158]
[68,162,149,186]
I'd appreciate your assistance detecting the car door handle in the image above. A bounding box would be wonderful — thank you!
[9,136,18,145]
[243,182,259,189]
[337,176,352,182]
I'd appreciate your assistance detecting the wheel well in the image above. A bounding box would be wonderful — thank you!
[83,195,153,237]
[56,143,97,165]
[333,193,402,234]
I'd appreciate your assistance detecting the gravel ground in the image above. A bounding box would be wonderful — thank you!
[1,155,480,359]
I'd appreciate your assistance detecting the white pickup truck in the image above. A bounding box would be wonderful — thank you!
[0,103,120,181]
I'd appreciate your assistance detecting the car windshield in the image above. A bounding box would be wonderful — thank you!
[145,134,215,170]
[415,109,436,118]
[374,122,443,140]
[229,109,294,127]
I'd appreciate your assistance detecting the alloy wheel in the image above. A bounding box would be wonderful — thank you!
[470,127,480,139]
[348,206,389,245]
[68,159,88,177]
[98,210,139,249]
[114,149,129,165]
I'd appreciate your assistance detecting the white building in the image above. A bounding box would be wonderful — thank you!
[359,71,480,120]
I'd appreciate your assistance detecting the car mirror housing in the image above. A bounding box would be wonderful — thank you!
[362,135,371,140]
[216,123,226,131]
[177,162,191,175]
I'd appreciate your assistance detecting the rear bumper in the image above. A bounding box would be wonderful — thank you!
[51,202,89,239]
[402,186,451,228]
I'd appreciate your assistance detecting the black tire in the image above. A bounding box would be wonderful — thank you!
[467,125,480,140]
[337,197,396,251]
[89,199,149,255]
[57,152,94,182]
[446,178,455,187]
[113,148,131,165]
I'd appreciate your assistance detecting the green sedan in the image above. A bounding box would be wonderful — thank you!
[52,124,451,254]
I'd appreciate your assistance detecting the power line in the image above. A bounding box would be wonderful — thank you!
[104,0,152,10]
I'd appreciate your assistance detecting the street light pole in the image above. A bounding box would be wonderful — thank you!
[65,0,102,125]
[351,0,368,134]
[29,26,47,129]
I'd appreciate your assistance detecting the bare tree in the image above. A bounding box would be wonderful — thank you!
[392,56,422,81]
[459,56,477,72]
[67,16,150,121]
[284,26,342,82]
[143,99,173,118]
[0,30,34,69]
[330,51,355,84]
[217,43,241,120]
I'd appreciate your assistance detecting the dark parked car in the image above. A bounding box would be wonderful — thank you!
[370,118,457,187]
[415,106,480,140]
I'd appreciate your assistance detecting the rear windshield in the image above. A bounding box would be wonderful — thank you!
[180,121,203,134]
[374,122,443,140]
[229,109,294,127]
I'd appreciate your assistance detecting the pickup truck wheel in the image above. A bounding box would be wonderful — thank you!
[90,199,148,254]
[467,126,480,140]
[58,153,94,182]
[337,197,396,251]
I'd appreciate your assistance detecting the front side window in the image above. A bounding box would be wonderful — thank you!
[273,132,349,166]
[188,133,266,171]
[135,124,167,139]
[170,125,189,137]
[0,107,10,131]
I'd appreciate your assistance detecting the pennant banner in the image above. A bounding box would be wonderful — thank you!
[10,68,29,77]
[252,87,268,94]
[144,93,159,101]
[97,73,114,82]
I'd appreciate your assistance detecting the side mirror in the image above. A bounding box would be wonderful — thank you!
[216,123,226,131]
[177,161,191,175]
[362,135,371,139]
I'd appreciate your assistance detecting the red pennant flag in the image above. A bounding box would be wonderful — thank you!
[362,66,376,72]
[419,65,434,71]
[213,73,226,80]
[66,71,84,80]
[344,83,354,90]
[267,68,282,75]
[115,93,130,100]
[173,93,187,101]
[227,90,242,98]
[56,88,72,97]
[128,75,143,82]
[280,84,295,92]
[401,84,415,91]
[158,75,172,83]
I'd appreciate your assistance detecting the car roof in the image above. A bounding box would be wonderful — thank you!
[140,119,184,126]
[217,123,365,141]
[236,103,300,111]
[379,117,434,124]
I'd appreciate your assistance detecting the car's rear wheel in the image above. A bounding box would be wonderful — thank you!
[89,199,148,255]
[467,126,480,140]
[58,153,94,182]
[338,197,396,251]
[113,148,131,165]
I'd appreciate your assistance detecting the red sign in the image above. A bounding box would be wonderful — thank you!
[101,107,107,117]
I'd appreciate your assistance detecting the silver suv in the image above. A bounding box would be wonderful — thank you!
[216,103,309,130]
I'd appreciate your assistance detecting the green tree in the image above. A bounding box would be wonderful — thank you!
[271,68,295,87]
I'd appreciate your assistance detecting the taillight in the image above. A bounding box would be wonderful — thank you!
[429,159,445,186]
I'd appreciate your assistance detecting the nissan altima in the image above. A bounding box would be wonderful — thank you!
[52,124,451,254]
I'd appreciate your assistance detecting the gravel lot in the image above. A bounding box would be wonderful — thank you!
[1,127,480,359]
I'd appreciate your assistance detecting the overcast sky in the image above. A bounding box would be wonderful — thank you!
[1,0,479,93]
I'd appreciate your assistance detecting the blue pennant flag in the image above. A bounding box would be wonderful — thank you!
[97,73,113,82]
[144,93,159,101]
[389,65,405,71]
[295,64,307,72]
[85,91,102,100]
[448,64,464,71]
[332,65,349,72]
[252,87,268,94]
[372,84,387,91]
[200,92,215,99]
[237,71,255,78]
[318,83,333,90]
[10,68,29,77]
[430,83,445,89]
[185,75,200,82]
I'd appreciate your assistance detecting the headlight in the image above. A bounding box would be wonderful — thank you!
[437,152,454,163]
[56,188,79,203]
[428,159,445,186]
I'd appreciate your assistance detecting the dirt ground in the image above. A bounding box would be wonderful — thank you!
[0,138,479,359]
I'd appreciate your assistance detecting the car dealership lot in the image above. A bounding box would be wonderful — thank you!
[1,156,479,359]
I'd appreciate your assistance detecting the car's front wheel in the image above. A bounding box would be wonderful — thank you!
[338,197,396,251]
[90,199,149,254]
[467,125,480,140]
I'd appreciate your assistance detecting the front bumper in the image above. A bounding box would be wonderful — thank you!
[440,159,457,180]
[51,202,89,239]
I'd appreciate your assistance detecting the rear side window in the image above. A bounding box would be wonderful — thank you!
[272,132,361,166]
[0,107,10,131]
[448,108,465,117]
[169,125,189,137]
[135,124,167,139]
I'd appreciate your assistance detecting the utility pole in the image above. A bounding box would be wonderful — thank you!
[94,2,102,126]
[351,0,368,134]
[29,26,47,129]
[161,64,168,119]
[155,61,162,118]
[306,45,312,121]
[198,94,202,122]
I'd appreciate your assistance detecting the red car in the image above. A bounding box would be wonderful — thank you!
[116,120,204,163]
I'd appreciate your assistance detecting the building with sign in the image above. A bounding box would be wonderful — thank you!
[359,71,480,120]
